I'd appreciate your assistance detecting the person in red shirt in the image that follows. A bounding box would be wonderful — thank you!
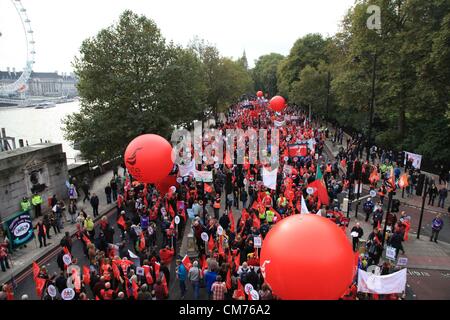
[100,282,115,300]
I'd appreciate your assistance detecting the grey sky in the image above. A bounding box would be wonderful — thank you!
[0,0,356,73]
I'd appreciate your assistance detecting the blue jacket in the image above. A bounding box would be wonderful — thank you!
[177,264,187,281]
[432,218,444,231]
[204,271,217,294]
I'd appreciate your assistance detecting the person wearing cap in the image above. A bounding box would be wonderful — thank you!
[363,197,375,222]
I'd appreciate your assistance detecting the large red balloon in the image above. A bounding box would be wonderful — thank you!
[269,95,286,112]
[124,134,174,183]
[256,91,264,98]
[260,214,354,300]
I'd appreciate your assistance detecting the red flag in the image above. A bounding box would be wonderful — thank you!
[226,268,232,289]
[180,209,186,222]
[143,265,154,285]
[252,214,261,229]
[82,234,91,246]
[63,246,70,256]
[269,207,282,223]
[117,215,126,229]
[83,266,91,286]
[182,255,192,271]
[159,248,174,265]
[234,279,246,299]
[234,252,240,268]
[218,235,225,256]
[35,277,46,298]
[228,209,235,233]
[403,221,411,241]
[208,234,215,252]
[139,232,146,251]
[399,173,409,189]
[168,205,175,218]
[72,268,81,293]
[154,262,161,280]
[132,279,139,299]
[204,183,213,194]
[32,262,40,281]
[307,179,330,205]
[112,262,121,280]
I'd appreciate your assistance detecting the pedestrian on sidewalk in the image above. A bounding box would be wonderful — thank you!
[0,241,10,272]
[111,178,118,202]
[84,216,95,239]
[31,192,43,218]
[90,193,99,217]
[42,214,52,239]
[69,184,78,202]
[428,183,438,206]
[438,187,448,209]
[20,196,31,213]
[49,211,61,236]
[82,177,91,204]
[105,183,112,204]
[430,213,444,243]
[34,219,47,248]
[350,223,364,252]
[68,200,77,224]
[363,197,375,222]
[372,206,383,229]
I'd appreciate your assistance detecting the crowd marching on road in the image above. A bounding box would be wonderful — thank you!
[0,96,448,301]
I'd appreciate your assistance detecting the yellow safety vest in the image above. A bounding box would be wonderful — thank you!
[266,210,275,223]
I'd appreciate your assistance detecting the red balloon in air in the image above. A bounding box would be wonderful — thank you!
[256,91,264,98]
[260,214,354,300]
[124,134,174,183]
[269,95,286,112]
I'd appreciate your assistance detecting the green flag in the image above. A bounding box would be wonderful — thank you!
[316,166,323,180]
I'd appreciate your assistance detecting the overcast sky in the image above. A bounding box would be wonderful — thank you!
[0,0,356,73]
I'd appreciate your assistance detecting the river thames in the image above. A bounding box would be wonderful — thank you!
[0,101,81,164]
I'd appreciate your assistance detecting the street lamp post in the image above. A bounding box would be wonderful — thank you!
[417,176,429,239]
[353,51,377,162]
[366,51,377,162]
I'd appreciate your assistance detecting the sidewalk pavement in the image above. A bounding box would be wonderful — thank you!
[346,213,450,271]
[322,136,450,271]
[0,169,116,285]
[323,137,450,216]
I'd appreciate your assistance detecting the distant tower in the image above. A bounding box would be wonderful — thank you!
[239,50,249,70]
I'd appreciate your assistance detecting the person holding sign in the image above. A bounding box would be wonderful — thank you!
[350,223,364,252]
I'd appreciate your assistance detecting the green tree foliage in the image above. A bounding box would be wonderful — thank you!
[252,53,284,97]
[189,39,252,117]
[277,33,330,98]
[64,11,208,164]
[329,0,450,162]
[275,1,449,163]
[290,64,328,115]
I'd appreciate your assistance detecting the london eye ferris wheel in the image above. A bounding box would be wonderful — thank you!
[0,0,36,96]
